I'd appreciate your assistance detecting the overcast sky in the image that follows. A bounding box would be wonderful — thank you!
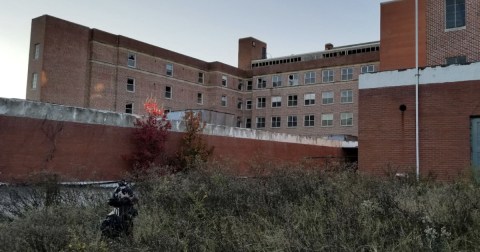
[0,0,389,99]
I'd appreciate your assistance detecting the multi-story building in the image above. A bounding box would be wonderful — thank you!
[26,15,379,138]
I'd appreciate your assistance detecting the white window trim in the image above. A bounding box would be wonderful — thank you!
[271,116,281,128]
[257,97,266,109]
[166,63,173,77]
[304,93,316,106]
[321,114,334,127]
[127,77,135,92]
[341,90,353,103]
[287,115,298,128]
[221,95,227,107]
[32,72,38,89]
[322,69,334,83]
[34,43,40,60]
[304,71,316,84]
[246,100,252,110]
[322,91,334,105]
[125,103,134,114]
[127,53,136,68]
[304,115,315,127]
[341,68,354,81]
[198,72,204,84]
[341,112,354,126]
[271,96,282,108]
[288,73,299,86]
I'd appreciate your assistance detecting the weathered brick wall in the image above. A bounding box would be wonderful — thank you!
[359,79,480,180]
[426,0,480,65]
[0,105,345,182]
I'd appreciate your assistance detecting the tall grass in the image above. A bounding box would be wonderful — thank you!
[1,164,480,251]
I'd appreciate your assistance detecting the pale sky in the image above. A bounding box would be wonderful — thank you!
[0,0,389,99]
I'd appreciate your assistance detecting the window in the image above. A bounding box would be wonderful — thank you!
[34,43,40,60]
[322,91,334,105]
[257,97,266,108]
[221,95,227,107]
[127,78,135,92]
[165,86,172,99]
[288,73,299,86]
[197,93,203,104]
[341,68,353,81]
[304,93,315,106]
[246,118,252,128]
[127,53,136,68]
[304,71,316,84]
[321,114,334,127]
[272,75,282,87]
[446,56,467,65]
[257,77,266,89]
[361,65,375,73]
[256,117,266,128]
[341,90,353,103]
[246,100,252,110]
[237,99,243,109]
[247,80,253,90]
[271,116,281,128]
[31,72,38,89]
[166,63,173,76]
[238,79,244,90]
[322,69,334,83]
[272,96,282,108]
[222,75,227,86]
[288,116,297,128]
[446,0,465,29]
[125,103,133,114]
[341,112,353,126]
[288,95,298,107]
[198,72,204,83]
[304,115,315,127]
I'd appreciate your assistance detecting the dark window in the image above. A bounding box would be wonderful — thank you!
[127,78,135,92]
[125,103,133,114]
[288,116,297,127]
[446,56,467,65]
[256,117,265,128]
[165,86,172,98]
[271,116,281,128]
[446,0,465,29]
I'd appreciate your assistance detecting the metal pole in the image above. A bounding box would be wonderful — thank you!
[415,0,420,181]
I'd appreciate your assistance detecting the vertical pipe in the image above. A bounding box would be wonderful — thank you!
[415,0,420,180]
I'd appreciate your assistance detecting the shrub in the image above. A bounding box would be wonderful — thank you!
[175,111,213,173]
[125,98,171,173]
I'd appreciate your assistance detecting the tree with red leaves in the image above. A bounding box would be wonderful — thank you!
[126,98,171,172]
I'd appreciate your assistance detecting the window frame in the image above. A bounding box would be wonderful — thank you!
[445,0,466,30]
[246,100,252,110]
[271,96,282,108]
[31,72,38,89]
[198,72,204,83]
[165,86,172,99]
[288,95,298,107]
[341,112,353,126]
[304,71,316,84]
[341,68,353,81]
[322,91,334,105]
[322,69,334,83]
[288,73,299,86]
[126,77,135,92]
[257,77,267,89]
[256,117,266,128]
[166,63,173,77]
[222,75,227,86]
[257,97,266,108]
[272,75,282,87]
[361,65,375,74]
[287,115,298,128]
[304,115,315,127]
[304,93,316,106]
[321,114,334,127]
[34,43,40,60]
[271,116,281,128]
[341,90,353,103]
[221,95,227,107]
[197,93,203,104]
[127,53,136,68]
[125,103,134,114]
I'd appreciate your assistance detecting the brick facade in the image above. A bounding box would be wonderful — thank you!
[26,15,380,138]
[426,0,480,65]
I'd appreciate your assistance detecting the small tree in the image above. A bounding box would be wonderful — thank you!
[126,98,171,172]
[176,111,214,172]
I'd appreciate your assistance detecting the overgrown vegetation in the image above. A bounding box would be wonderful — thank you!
[1,163,480,251]
[124,98,171,172]
[175,111,214,173]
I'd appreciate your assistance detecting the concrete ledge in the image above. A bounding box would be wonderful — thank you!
[0,98,139,127]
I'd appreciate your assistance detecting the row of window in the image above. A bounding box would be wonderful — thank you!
[253,65,374,89]
[248,113,354,129]
[127,53,206,84]
[225,90,353,109]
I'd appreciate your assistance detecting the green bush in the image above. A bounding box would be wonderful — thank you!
[2,165,480,251]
